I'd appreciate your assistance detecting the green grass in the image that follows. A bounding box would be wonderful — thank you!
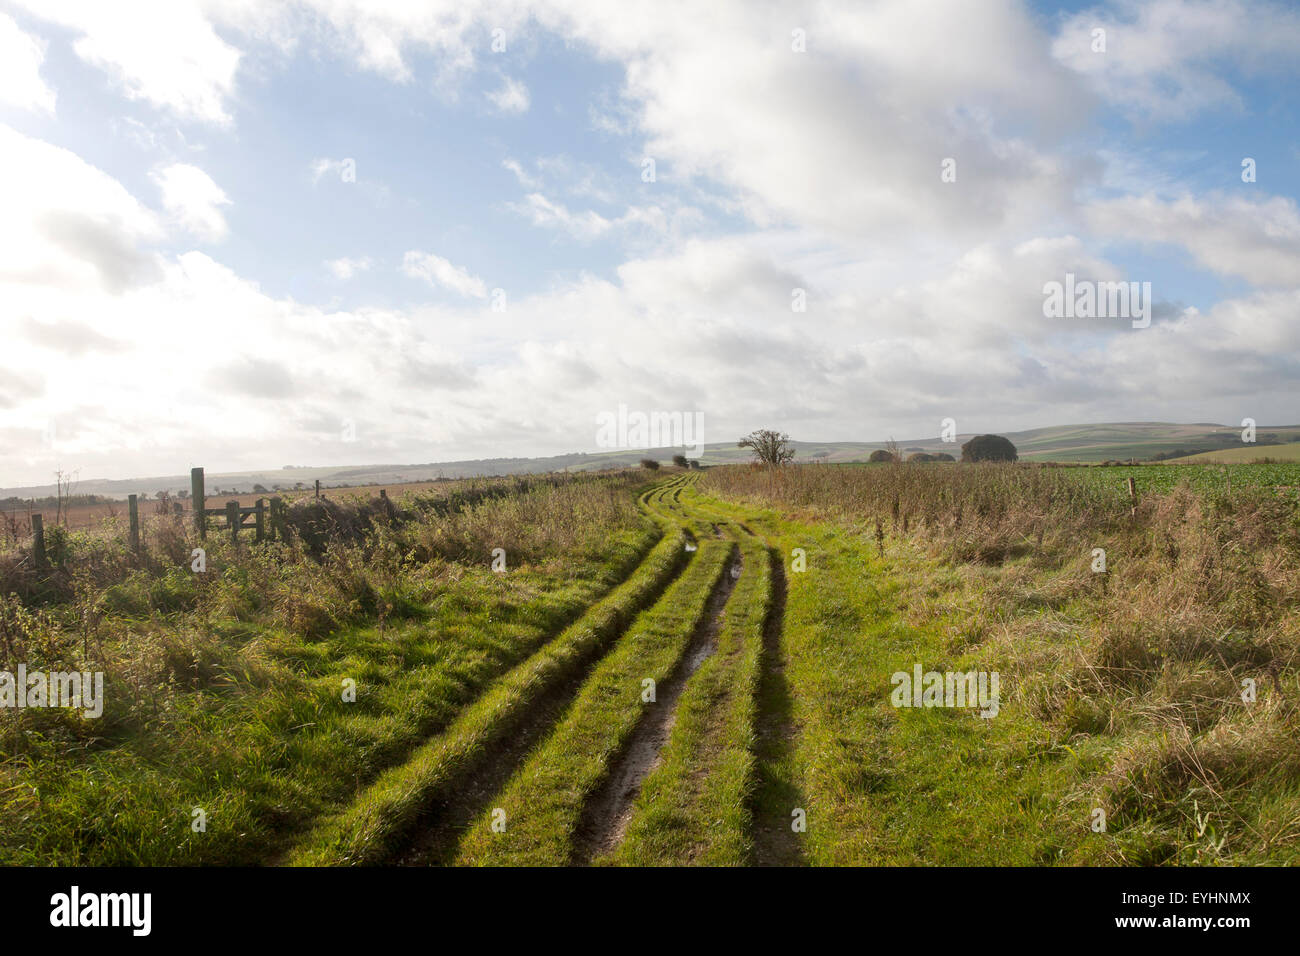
[454,533,732,865]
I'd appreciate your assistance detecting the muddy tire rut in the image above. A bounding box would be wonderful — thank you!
[572,544,743,864]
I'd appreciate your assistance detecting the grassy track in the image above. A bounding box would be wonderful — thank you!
[454,519,732,865]
[679,499,1068,865]
[287,478,696,865]
[609,501,771,866]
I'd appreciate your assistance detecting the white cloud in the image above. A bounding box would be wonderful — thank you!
[502,157,541,188]
[401,251,488,298]
[1086,193,1300,286]
[152,163,232,242]
[13,0,240,125]
[1053,0,1300,119]
[506,191,697,242]
[519,0,1087,241]
[0,13,56,113]
[325,256,373,279]
[487,75,530,113]
[508,193,616,240]
[0,124,163,294]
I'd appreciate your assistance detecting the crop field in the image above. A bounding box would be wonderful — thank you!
[2,459,1297,867]
[1169,443,1300,465]
[1041,462,1300,497]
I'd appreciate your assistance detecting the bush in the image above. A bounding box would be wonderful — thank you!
[960,434,1018,462]
[671,454,689,468]
[933,452,956,462]
[868,450,897,463]
[640,458,661,470]
[907,452,936,462]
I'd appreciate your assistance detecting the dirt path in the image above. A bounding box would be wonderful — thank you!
[572,544,743,863]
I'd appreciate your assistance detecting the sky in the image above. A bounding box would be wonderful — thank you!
[1,0,1298,486]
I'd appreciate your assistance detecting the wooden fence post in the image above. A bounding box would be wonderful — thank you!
[227,500,239,545]
[255,499,266,543]
[315,479,321,499]
[1126,476,1137,518]
[31,513,47,568]
[192,467,206,540]
[270,497,284,541]
[128,494,140,553]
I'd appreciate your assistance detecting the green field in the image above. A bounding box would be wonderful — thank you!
[1054,461,1300,497]
[1168,442,1300,464]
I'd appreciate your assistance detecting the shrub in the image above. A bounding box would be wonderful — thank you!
[960,434,1018,462]
[640,458,661,470]
[868,450,896,463]
[671,454,689,468]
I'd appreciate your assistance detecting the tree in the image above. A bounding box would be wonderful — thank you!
[640,458,660,470]
[960,434,1018,462]
[907,452,936,462]
[671,454,689,468]
[738,429,795,467]
[868,449,896,463]
[933,452,956,462]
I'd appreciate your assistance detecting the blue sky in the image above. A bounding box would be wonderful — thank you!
[1,0,1298,485]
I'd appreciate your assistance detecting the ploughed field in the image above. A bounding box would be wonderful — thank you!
[2,462,1298,865]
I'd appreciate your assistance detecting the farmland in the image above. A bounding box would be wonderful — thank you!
[2,460,1298,865]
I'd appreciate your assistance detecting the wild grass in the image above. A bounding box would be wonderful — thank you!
[0,470,655,865]
[702,461,1300,864]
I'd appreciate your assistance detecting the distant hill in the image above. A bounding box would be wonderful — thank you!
[4,422,1298,500]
